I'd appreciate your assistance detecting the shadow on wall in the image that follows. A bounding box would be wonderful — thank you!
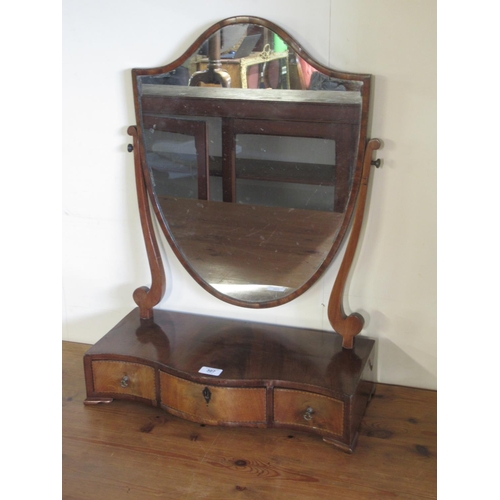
[63,305,136,345]
[375,336,436,390]
[361,308,436,391]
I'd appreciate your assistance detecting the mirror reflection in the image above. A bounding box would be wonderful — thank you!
[135,23,364,303]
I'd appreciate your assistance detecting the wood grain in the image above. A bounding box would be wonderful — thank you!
[158,196,344,291]
[273,388,344,436]
[83,308,374,397]
[128,126,166,319]
[141,85,362,105]
[328,139,382,348]
[160,371,267,425]
[92,360,156,401]
[64,341,436,499]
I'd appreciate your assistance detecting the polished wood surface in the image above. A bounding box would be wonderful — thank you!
[141,85,362,106]
[91,360,156,401]
[328,138,382,348]
[159,196,344,290]
[83,308,374,451]
[273,388,344,437]
[128,126,166,319]
[65,341,437,499]
[84,308,373,396]
[160,372,267,426]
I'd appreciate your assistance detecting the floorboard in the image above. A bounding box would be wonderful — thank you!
[63,341,436,499]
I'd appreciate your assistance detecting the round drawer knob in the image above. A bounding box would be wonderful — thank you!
[303,407,314,421]
[120,375,129,388]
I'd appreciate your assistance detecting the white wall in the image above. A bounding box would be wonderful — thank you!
[63,0,436,389]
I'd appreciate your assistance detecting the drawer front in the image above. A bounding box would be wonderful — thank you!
[273,388,344,437]
[92,360,156,401]
[160,372,266,425]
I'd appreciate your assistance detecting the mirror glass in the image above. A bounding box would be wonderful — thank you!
[134,21,364,304]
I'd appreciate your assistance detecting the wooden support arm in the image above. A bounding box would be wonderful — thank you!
[328,138,382,348]
[127,126,166,319]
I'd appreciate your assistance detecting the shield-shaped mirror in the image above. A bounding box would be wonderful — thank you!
[132,17,370,306]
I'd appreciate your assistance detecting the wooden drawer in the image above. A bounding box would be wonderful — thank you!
[92,360,156,401]
[273,388,344,437]
[160,372,266,425]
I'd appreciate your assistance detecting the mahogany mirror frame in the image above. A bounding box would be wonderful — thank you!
[128,16,381,348]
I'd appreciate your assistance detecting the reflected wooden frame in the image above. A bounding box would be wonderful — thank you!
[141,115,210,201]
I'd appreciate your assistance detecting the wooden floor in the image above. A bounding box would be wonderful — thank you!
[63,341,437,499]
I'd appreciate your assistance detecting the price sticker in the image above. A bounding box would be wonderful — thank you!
[198,366,223,376]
